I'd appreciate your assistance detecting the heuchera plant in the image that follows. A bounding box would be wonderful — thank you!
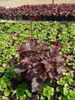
[14,38,71,92]
[0,4,75,19]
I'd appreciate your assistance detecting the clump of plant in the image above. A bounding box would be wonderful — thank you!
[0,66,32,100]
[12,83,32,100]
[57,72,75,100]
[0,67,16,97]
[14,38,71,92]
[40,86,54,100]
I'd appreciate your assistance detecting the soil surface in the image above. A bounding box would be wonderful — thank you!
[0,0,75,7]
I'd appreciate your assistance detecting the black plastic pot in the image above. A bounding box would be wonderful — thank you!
[0,13,3,19]
[71,16,75,21]
[7,16,13,20]
[12,16,17,20]
[23,15,29,20]
[3,15,8,20]
[17,15,23,20]
[59,16,65,21]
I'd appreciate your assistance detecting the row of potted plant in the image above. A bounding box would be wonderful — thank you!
[0,4,75,20]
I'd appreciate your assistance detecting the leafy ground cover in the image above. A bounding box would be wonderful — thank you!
[0,21,75,100]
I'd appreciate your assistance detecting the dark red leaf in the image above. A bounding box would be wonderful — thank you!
[24,37,30,40]
[62,54,72,63]
[14,64,27,73]
[30,16,38,20]
[9,32,14,36]
[24,28,30,31]
[66,64,72,70]
[57,66,67,74]
[49,41,60,46]
[16,33,20,38]
[12,39,16,46]
[31,78,42,92]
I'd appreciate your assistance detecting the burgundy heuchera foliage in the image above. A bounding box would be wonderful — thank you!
[14,39,71,92]
[0,4,75,17]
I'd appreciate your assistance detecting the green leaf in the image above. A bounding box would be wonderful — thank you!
[4,91,10,96]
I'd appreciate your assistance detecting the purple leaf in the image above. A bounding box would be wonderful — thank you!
[57,66,67,74]
[16,33,20,38]
[12,39,16,46]
[14,64,27,73]
[31,78,42,92]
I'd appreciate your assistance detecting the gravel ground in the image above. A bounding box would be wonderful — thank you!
[0,0,75,7]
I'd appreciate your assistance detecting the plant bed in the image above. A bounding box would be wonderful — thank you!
[0,4,75,21]
[0,21,75,100]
